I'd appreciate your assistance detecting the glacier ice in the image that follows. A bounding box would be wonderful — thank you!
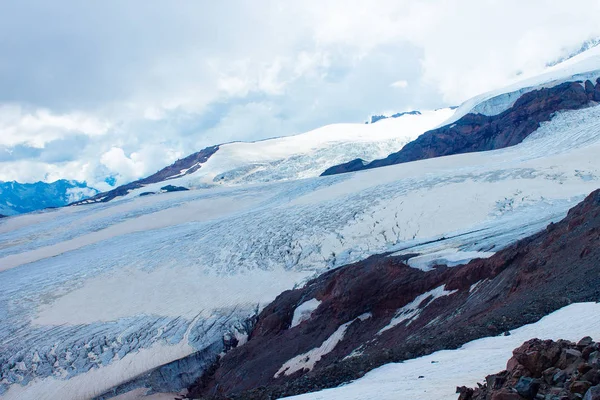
[1,104,600,399]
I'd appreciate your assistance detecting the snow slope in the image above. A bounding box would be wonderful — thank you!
[128,108,455,191]
[285,302,600,400]
[445,41,600,125]
[1,101,599,399]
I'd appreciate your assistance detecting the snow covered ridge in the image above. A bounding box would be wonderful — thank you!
[77,108,454,203]
[2,102,600,399]
[322,46,600,177]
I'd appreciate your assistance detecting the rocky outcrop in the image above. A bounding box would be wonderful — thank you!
[367,110,422,124]
[187,189,600,399]
[322,79,600,176]
[457,337,600,400]
[72,145,219,204]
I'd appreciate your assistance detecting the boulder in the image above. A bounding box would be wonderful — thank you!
[515,377,540,399]
[578,337,595,348]
[584,385,600,400]
[514,339,562,376]
[571,381,593,396]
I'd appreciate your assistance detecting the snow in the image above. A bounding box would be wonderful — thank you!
[1,83,600,397]
[442,43,600,126]
[2,336,196,400]
[291,299,322,328]
[403,249,495,271]
[284,302,600,400]
[275,313,372,378]
[378,286,457,334]
[124,108,455,195]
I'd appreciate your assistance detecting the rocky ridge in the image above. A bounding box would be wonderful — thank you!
[322,79,600,176]
[72,145,219,204]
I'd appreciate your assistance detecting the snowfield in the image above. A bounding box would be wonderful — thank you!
[143,108,456,190]
[0,102,599,399]
[285,302,600,400]
[2,49,600,399]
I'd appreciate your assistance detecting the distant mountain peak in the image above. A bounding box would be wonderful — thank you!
[365,110,422,124]
[0,179,98,216]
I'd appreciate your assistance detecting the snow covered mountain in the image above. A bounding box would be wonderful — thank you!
[0,180,98,216]
[1,46,600,400]
[323,43,600,176]
[78,108,454,203]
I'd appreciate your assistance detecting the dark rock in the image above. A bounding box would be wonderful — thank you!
[558,349,583,370]
[553,370,569,385]
[580,364,594,374]
[582,370,600,386]
[487,372,509,390]
[160,185,189,193]
[457,386,474,400]
[571,381,593,395]
[584,347,597,361]
[542,367,559,385]
[579,338,595,348]
[584,385,600,400]
[490,389,523,400]
[515,377,541,399]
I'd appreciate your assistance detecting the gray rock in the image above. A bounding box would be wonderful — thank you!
[579,337,595,347]
[515,377,541,399]
[584,385,600,400]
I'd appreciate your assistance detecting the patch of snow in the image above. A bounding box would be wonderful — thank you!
[291,298,322,328]
[469,280,484,294]
[379,286,457,334]
[403,249,495,271]
[276,313,372,378]
[285,302,600,400]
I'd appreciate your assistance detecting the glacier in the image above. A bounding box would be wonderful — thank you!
[127,108,455,190]
[1,100,600,399]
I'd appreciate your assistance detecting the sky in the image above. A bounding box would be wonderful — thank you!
[1,0,600,190]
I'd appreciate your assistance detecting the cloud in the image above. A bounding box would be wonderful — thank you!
[391,80,409,89]
[0,0,599,188]
[0,105,110,148]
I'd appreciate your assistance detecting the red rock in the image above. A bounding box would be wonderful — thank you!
[571,380,593,395]
[507,356,520,372]
[513,339,562,376]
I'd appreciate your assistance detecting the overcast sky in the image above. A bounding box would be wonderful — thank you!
[1,0,599,189]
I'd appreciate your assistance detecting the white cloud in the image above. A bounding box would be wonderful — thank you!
[1,1,599,189]
[0,105,111,148]
[391,80,409,89]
